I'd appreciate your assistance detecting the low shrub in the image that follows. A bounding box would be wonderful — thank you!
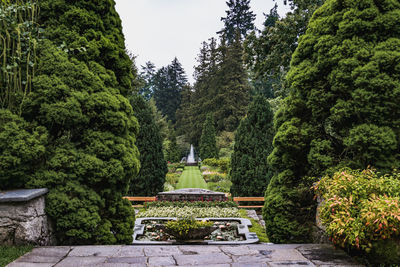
[314,168,400,265]
[165,218,214,240]
[165,173,180,187]
[203,173,226,182]
[208,180,232,193]
[137,206,240,218]
[163,183,175,192]
[202,158,230,173]
[147,201,238,208]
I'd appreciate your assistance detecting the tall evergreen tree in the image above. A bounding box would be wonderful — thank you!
[175,85,194,137]
[219,0,256,43]
[230,96,274,197]
[138,61,156,100]
[129,95,167,196]
[199,114,218,159]
[153,58,187,123]
[214,33,250,131]
[264,0,400,243]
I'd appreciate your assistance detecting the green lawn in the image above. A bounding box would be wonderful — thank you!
[0,245,33,267]
[176,166,208,189]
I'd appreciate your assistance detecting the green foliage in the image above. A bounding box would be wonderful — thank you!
[0,0,42,113]
[230,95,274,197]
[314,168,400,264]
[202,158,230,172]
[38,0,134,96]
[199,114,218,159]
[219,0,256,43]
[128,95,167,196]
[165,218,214,240]
[0,245,33,267]
[164,131,181,163]
[0,109,47,189]
[207,180,232,193]
[146,201,238,209]
[264,0,400,243]
[23,41,139,245]
[137,206,240,218]
[239,209,269,243]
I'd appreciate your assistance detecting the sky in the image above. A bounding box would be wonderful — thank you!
[115,0,290,84]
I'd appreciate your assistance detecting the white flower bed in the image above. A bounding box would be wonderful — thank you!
[137,207,240,218]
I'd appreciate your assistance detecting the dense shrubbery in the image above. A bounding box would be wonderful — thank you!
[202,158,230,173]
[230,95,274,197]
[264,0,400,243]
[199,114,218,159]
[146,201,238,208]
[314,168,400,264]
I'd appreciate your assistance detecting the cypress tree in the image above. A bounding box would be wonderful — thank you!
[199,114,218,159]
[129,95,167,196]
[230,96,274,197]
[264,0,400,243]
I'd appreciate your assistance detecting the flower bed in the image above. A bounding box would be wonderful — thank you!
[137,206,240,218]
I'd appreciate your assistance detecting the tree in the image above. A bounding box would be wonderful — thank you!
[199,114,218,159]
[137,61,156,100]
[230,96,274,197]
[165,130,181,163]
[244,0,325,97]
[153,58,188,123]
[214,33,250,131]
[264,0,400,243]
[219,0,256,43]
[129,95,167,196]
[175,85,194,137]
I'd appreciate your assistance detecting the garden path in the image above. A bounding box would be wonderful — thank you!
[7,244,362,266]
[176,166,207,189]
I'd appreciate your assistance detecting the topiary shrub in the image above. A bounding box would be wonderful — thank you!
[264,0,400,243]
[314,168,400,265]
[23,40,140,245]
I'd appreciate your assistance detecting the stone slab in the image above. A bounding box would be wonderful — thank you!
[55,256,107,267]
[174,252,232,265]
[15,254,61,263]
[6,263,54,267]
[220,245,259,256]
[269,261,315,267]
[144,246,181,256]
[106,257,147,264]
[148,256,176,266]
[232,263,268,267]
[113,246,144,257]
[29,247,71,257]
[0,189,48,202]
[68,245,121,257]
[178,245,221,254]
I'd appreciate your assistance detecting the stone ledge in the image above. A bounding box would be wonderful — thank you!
[0,188,48,203]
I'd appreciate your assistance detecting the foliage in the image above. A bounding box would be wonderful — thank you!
[202,158,230,173]
[146,201,238,208]
[264,0,400,243]
[0,109,47,189]
[230,95,274,197]
[153,58,187,123]
[128,95,167,196]
[38,0,134,97]
[207,180,232,193]
[164,130,181,163]
[203,172,226,183]
[314,168,400,264]
[137,61,156,100]
[244,0,325,97]
[199,113,218,159]
[239,209,269,243]
[0,245,33,267]
[219,0,256,43]
[165,173,180,188]
[0,0,42,113]
[165,218,214,240]
[137,206,240,218]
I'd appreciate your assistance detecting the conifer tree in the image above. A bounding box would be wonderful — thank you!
[129,95,167,196]
[199,114,218,159]
[219,0,256,43]
[230,96,274,197]
[264,0,400,243]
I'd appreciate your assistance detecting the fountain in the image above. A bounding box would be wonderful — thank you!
[186,144,197,166]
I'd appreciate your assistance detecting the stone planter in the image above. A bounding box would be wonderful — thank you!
[0,188,56,245]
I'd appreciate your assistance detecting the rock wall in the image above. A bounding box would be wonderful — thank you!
[0,194,56,245]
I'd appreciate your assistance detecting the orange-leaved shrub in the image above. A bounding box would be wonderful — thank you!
[314,168,400,264]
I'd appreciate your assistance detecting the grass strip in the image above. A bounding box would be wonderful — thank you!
[0,245,33,267]
[239,209,269,243]
[176,166,207,189]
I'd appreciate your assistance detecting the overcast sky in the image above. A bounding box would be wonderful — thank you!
[115,0,290,84]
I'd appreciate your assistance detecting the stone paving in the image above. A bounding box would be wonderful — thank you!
[7,244,363,267]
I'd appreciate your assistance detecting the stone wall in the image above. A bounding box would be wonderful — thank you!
[0,189,56,246]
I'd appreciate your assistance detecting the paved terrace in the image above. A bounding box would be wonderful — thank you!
[8,244,362,267]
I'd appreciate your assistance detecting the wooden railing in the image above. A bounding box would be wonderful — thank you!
[123,196,156,208]
[233,197,264,208]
